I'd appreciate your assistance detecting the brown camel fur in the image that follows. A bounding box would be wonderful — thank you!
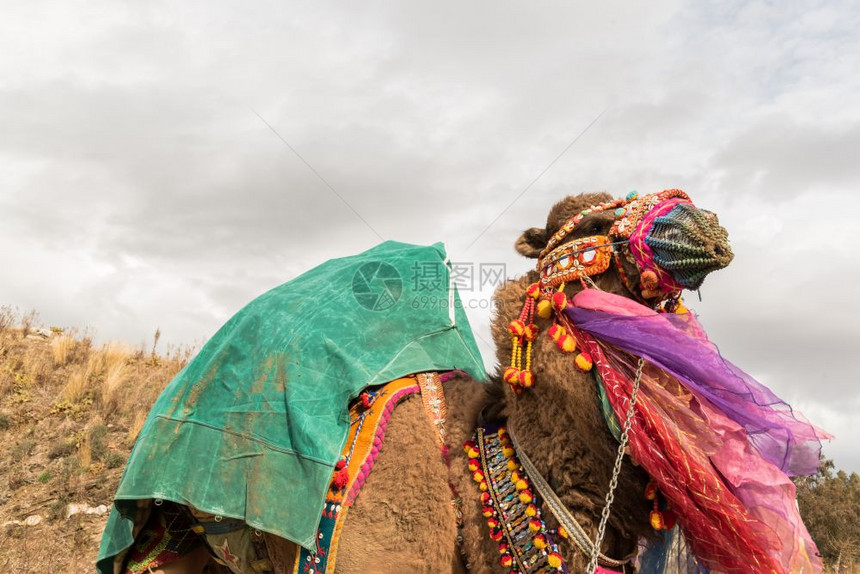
[325,192,656,573]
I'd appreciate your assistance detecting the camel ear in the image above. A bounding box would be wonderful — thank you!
[515,227,547,259]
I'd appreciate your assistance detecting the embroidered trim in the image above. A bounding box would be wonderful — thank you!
[417,371,448,447]
[464,427,567,573]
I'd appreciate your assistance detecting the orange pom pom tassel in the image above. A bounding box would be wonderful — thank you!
[518,370,535,388]
[547,551,563,569]
[503,366,520,385]
[523,323,539,342]
[575,352,593,371]
[547,323,566,342]
[525,283,541,299]
[644,481,658,501]
[508,319,525,337]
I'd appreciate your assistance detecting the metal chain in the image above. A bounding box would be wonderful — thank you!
[586,357,645,574]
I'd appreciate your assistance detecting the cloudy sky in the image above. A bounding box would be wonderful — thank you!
[2,1,858,472]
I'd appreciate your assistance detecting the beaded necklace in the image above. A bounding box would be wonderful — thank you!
[464,426,568,573]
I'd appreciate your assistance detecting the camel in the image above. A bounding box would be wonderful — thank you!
[103,190,823,574]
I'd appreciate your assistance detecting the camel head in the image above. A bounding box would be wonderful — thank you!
[515,189,733,301]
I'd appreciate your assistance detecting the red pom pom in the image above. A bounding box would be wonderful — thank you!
[335,458,346,471]
[525,283,541,299]
[551,291,568,312]
[332,466,349,490]
[360,392,373,408]
[523,323,539,342]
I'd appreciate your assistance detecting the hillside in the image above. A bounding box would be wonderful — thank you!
[0,308,189,572]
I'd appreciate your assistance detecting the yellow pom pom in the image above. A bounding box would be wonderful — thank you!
[650,510,664,530]
[525,504,537,517]
[518,369,535,388]
[519,490,533,504]
[472,470,484,483]
[547,323,566,342]
[557,334,576,353]
[507,459,519,471]
[547,552,563,568]
[528,518,541,532]
[537,299,552,319]
[508,319,525,337]
[479,481,488,492]
[502,446,515,458]
[525,283,541,299]
[533,533,547,549]
[575,352,593,371]
[503,366,520,385]
[468,459,480,472]
[515,479,528,491]
[466,447,479,458]
[557,525,568,539]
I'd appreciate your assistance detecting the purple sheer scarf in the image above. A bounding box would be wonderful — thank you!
[564,289,829,476]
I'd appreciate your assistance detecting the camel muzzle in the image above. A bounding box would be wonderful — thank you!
[643,203,734,290]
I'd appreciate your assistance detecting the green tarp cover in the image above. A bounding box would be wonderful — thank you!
[97,241,486,572]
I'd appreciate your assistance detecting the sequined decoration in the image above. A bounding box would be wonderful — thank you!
[464,427,568,573]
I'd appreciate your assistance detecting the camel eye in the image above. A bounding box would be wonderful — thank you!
[577,217,609,236]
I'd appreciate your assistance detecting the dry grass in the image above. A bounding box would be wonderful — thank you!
[51,334,75,366]
[99,343,131,415]
[61,356,97,402]
[126,410,147,446]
